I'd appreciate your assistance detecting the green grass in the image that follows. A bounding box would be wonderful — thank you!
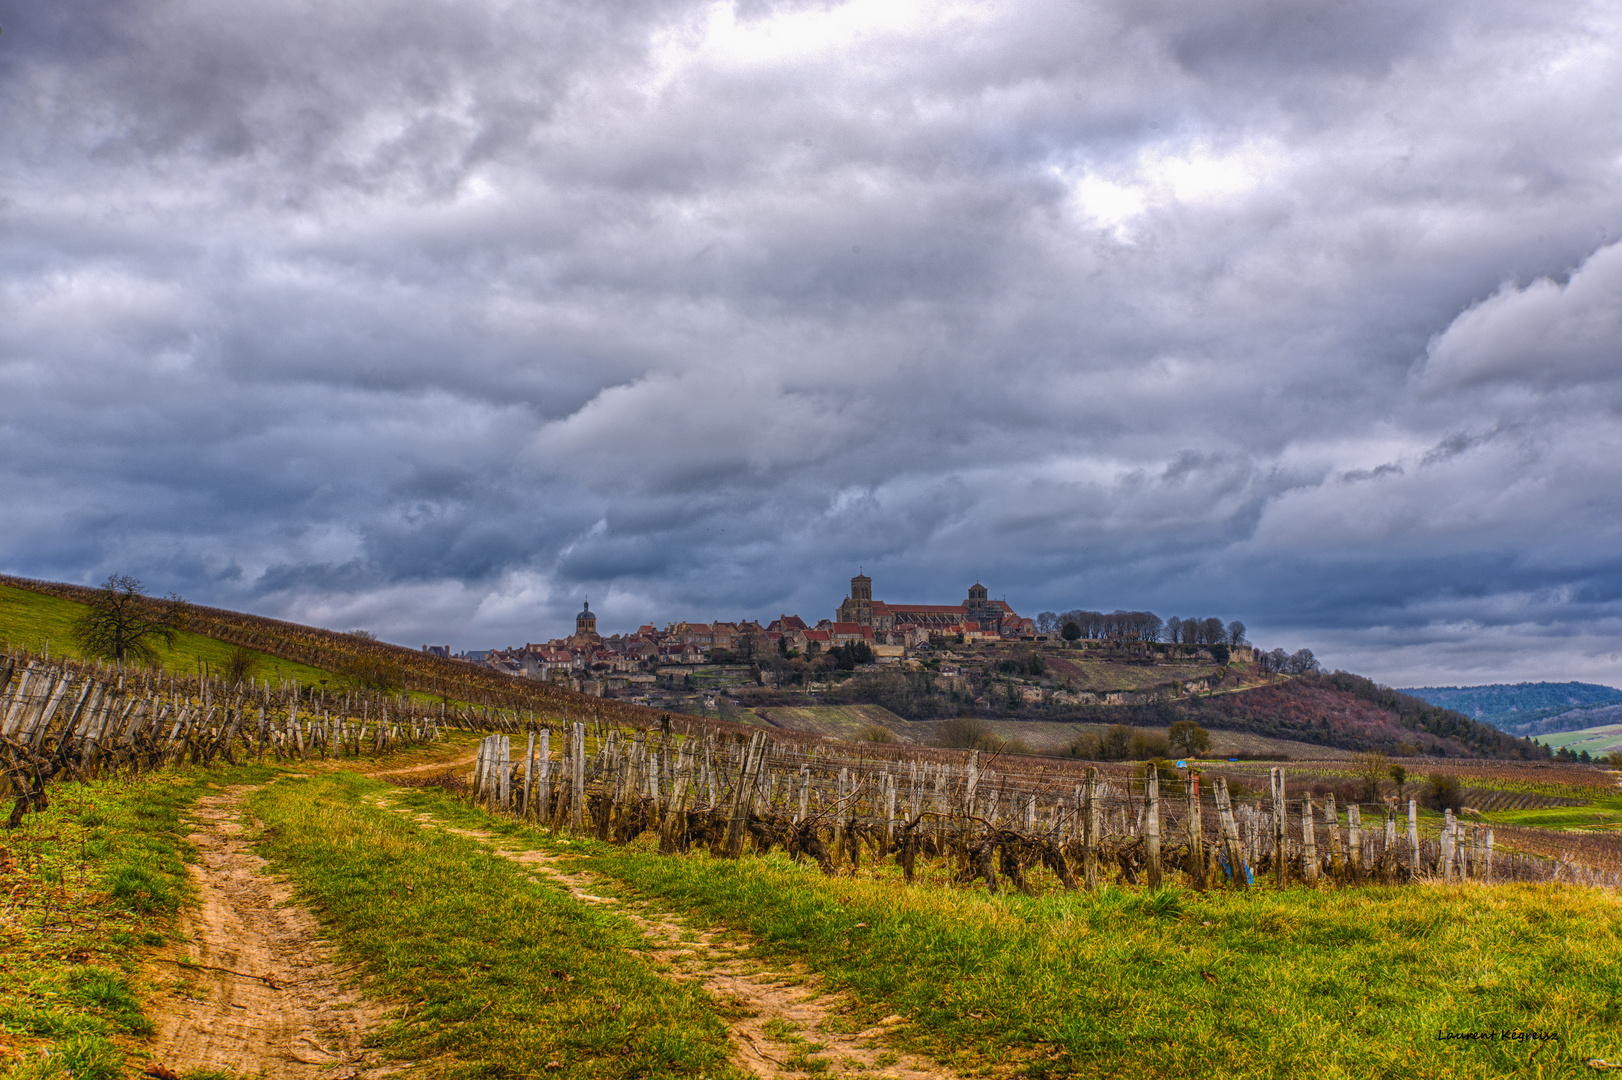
[1536,726,1622,754]
[0,582,350,688]
[0,763,276,1080]
[569,857,1622,1078]
[247,773,745,1079]
[387,784,1622,1080]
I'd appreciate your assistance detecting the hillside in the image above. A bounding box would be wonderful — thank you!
[0,582,344,688]
[1531,722,1622,756]
[755,642,1545,757]
[0,573,688,735]
[3,573,1542,761]
[1517,703,1622,738]
[1029,674,1537,758]
[1400,681,1622,731]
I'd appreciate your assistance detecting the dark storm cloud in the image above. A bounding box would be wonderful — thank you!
[2,0,1621,684]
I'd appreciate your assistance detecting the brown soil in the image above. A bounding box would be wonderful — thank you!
[144,787,386,1079]
[365,754,477,779]
[376,795,961,1080]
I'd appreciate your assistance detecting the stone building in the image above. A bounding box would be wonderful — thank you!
[835,573,1028,637]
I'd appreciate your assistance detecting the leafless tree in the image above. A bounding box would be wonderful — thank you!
[72,575,188,664]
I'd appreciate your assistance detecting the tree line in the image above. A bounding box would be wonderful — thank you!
[1033,609,1248,648]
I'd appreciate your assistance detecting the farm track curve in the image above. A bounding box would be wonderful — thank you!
[371,788,963,1080]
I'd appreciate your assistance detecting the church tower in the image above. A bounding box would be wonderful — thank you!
[965,582,991,625]
[574,599,599,641]
[837,573,874,626]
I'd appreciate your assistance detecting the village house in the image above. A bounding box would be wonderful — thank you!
[472,572,1040,689]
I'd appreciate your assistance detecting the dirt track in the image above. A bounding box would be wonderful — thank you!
[144,788,384,1079]
[378,793,959,1080]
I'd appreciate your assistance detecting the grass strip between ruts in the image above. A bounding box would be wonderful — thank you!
[389,783,1622,1080]
[247,772,744,1079]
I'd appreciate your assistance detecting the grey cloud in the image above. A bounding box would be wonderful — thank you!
[2,0,1622,684]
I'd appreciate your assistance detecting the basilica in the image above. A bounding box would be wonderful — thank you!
[834,574,1031,637]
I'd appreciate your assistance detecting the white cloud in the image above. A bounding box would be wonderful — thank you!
[1418,240,1622,392]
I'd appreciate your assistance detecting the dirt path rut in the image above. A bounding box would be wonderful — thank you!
[378,794,959,1080]
[144,788,384,1079]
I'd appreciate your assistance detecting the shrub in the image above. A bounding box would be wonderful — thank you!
[855,724,897,744]
[1065,732,1101,759]
[1129,729,1171,760]
[935,715,998,751]
[223,646,257,687]
[1424,773,1465,813]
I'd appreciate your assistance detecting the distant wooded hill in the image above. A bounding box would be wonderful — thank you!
[1399,681,1622,736]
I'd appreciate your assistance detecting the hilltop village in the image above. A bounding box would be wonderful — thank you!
[455,575,1030,696]
[441,574,1255,716]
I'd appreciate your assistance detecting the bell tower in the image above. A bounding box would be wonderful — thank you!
[575,599,599,641]
[838,573,874,625]
[966,582,990,625]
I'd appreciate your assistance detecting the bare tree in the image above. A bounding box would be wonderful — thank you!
[1353,751,1390,802]
[73,575,188,664]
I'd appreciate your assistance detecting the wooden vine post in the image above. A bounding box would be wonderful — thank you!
[534,729,551,822]
[1407,799,1420,875]
[1213,777,1248,889]
[1082,767,1100,891]
[1144,767,1162,889]
[1185,770,1205,891]
[1270,767,1287,887]
[1347,805,1363,882]
[570,721,586,833]
[723,732,765,859]
[1300,796,1318,886]
[522,729,536,817]
[660,741,694,854]
[1323,793,1343,882]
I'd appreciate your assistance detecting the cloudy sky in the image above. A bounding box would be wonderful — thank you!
[3,0,1621,687]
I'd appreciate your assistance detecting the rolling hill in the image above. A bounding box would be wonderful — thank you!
[1400,681,1622,733]
[2,572,1547,761]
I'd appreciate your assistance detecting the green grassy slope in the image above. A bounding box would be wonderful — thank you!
[387,783,1622,1080]
[0,583,352,688]
[1535,724,1622,755]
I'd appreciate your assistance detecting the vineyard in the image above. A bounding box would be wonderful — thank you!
[0,653,447,825]
[0,573,685,732]
[5,640,1616,894]
[8,639,1622,1080]
[445,720,1608,895]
